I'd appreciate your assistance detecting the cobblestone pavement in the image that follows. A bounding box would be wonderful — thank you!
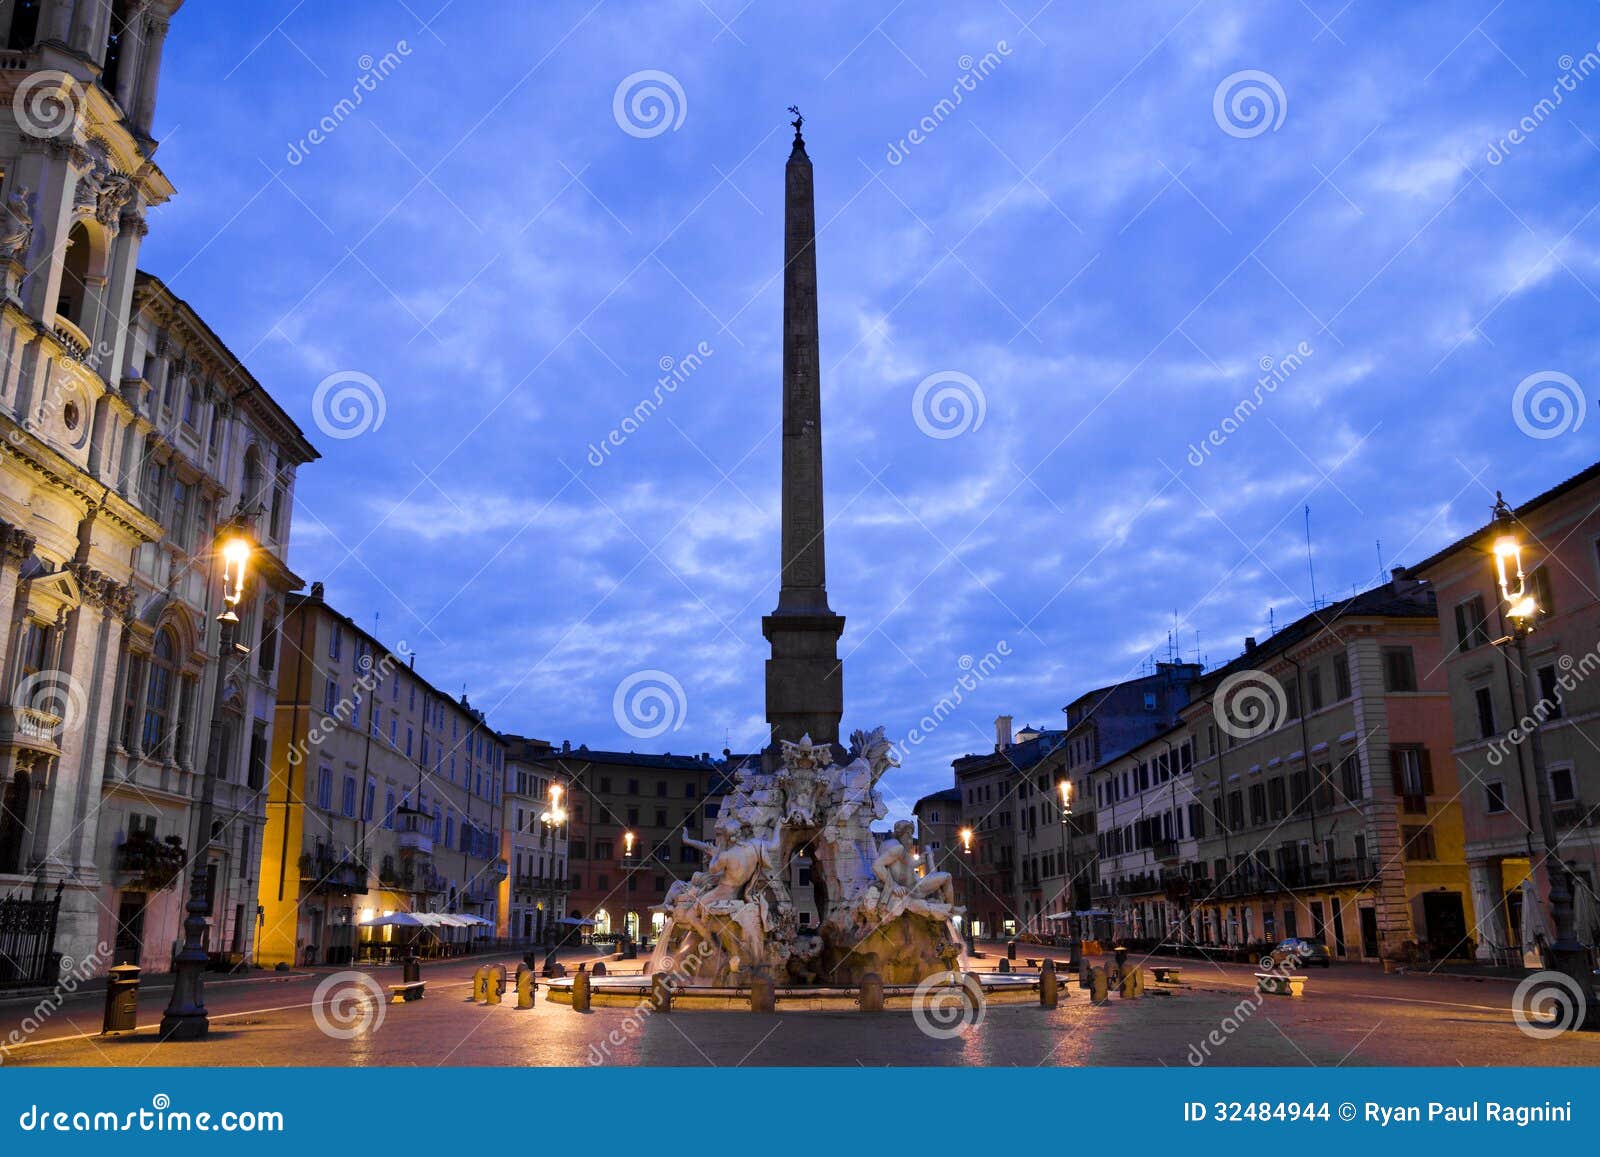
[5,948,1600,1067]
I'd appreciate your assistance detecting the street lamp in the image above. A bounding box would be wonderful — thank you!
[539,783,567,949]
[1490,494,1593,1028]
[959,826,974,856]
[1056,778,1082,968]
[161,523,254,1040]
[622,830,636,860]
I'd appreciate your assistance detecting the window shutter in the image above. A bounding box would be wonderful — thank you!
[1419,747,1434,795]
[1389,747,1403,795]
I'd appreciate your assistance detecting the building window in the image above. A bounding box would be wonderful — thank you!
[1550,764,1576,804]
[142,629,177,759]
[1333,652,1351,700]
[1537,665,1562,719]
[1402,824,1436,861]
[1484,780,1507,814]
[1391,746,1433,813]
[1531,566,1553,616]
[1381,647,1416,692]
[341,776,356,817]
[1307,668,1323,712]
[1474,686,1495,740]
[1454,596,1491,653]
[317,768,333,811]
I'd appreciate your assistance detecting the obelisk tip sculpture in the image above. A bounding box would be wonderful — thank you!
[763,107,845,761]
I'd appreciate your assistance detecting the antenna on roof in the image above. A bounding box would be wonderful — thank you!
[1304,504,1319,609]
[1268,607,1275,636]
[1375,538,1385,580]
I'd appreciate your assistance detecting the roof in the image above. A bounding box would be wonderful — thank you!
[913,787,962,810]
[1408,458,1600,577]
[1196,578,1436,695]
[530,748,716,771]
[132,271,319,465]
[953,729,1066,777]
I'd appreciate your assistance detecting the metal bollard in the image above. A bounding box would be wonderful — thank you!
[516,969,536,1009]
[1040,966,1059,1009]
[651,972,673,1013]
[998,958,1011,974]
[102,964,140,1034]
[1090,965,1109,1004]
[571,970,591,1012]
[1007,940,1017,961]
[749,974,775,1013]
[859,972,884,1012]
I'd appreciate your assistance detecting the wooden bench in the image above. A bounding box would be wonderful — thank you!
[1152,967,1182,983]
[1254,972,1305,997]
[388,981,425,1003]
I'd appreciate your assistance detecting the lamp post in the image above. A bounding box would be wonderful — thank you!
[1057,778,1083,969]
[161,524,253,1040]
[1490,495,1594,1028]
[539,782,567,949]
[957,827,976,953]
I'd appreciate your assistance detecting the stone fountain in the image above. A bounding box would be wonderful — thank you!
[647,728,966,988]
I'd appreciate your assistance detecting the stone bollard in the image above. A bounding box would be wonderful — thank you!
[516,969,536,1009]
[859,972,884,1012]
[749,974,776,1013]
[1119,966,1139,999]
[485,964,506,1006]
[1040,965,1059,1009]
[1090,965,1109,1004]
[1079,960,1092,989]
[470,966,488,1003]
[571,970,592,1012]
[998,958,1011,974]
[593,961,608,977]
[651,973,673,1013]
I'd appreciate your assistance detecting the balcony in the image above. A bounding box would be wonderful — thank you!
[1552,800,1593,830]
[397,829,433,856]
[1153,838,1181,861]
[51,316,89,360]
[300,849,369,895]
[0,703,62,754]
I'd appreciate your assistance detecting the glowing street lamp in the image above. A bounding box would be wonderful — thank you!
[1058,778,1072,820]
[959,826,974,856]
[218,536,251,619]
[622,830,636,860]
[540,782,567,827]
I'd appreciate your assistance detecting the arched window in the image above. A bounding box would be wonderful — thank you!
[58,222,91,326]
[241,445,263,508]
[142,629,176,759]
[182,381,201,428]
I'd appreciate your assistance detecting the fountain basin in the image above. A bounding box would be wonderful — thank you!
[542,971,1042,1009]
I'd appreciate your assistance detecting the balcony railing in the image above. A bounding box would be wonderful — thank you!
[301,851,369,895]
[0,704,63,752]
[1552,800,1593,829]
[397,829,433,856]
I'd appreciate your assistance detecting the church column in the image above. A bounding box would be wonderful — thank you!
[132,13,170,135]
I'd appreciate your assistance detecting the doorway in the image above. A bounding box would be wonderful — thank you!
[114,892,146,966]
[1422,891,1469,959]
[1359,906,1379,958]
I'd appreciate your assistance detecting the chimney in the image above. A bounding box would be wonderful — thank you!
[310,581,325,601]
[994,714,1013,751]
[1244,637,1257,654]
[561,739,571,754]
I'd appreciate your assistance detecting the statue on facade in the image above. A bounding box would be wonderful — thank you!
[0,187,33,264]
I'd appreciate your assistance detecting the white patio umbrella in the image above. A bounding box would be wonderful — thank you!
[1521,877,1551,967]
[1571,877,1599,947]
[360,912,428,928]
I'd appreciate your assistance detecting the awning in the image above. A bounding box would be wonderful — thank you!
[1044,909,1112,921]
[360,912,429,928]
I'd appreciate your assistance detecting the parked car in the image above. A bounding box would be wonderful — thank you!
[1263,938,1332,968]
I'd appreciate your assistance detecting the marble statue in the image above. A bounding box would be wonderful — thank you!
[647,726,967,987]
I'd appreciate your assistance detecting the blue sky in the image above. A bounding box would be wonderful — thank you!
[142,1,1598,814]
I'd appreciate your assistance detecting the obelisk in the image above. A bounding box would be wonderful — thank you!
[763,109,845,760]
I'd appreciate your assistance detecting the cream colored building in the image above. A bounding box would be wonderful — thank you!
[501,734,569,944]
[0,2,322,981]
[258,587,508,967]
[1412,462,1600,962]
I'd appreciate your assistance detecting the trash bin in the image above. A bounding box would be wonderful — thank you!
[1006,940,1017,961]
[103,964,140,1034]
[402,953,421,985]
[1113,945,1128,972]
